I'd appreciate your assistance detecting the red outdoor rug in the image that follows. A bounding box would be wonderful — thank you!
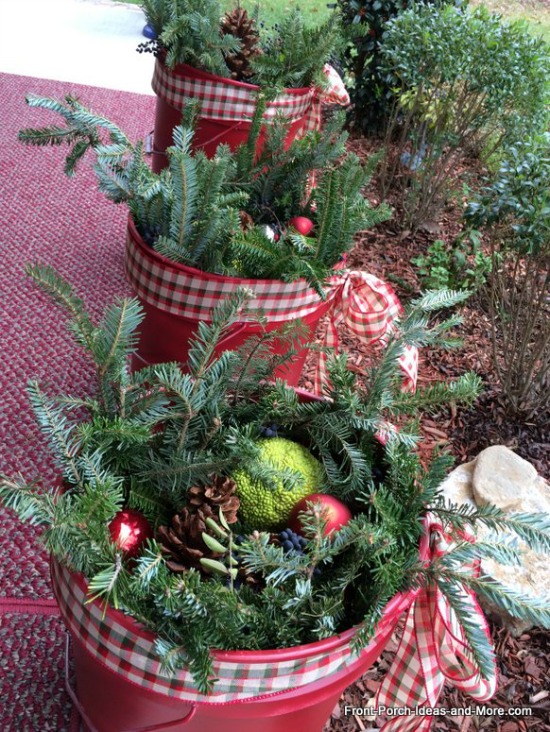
[0,71,156,731]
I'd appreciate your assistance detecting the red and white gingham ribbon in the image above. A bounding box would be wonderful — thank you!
[373,515,497,732]
[152,60,349,135]
[314,271,419,396]
[51,560,396,703]
[125,227,417,395]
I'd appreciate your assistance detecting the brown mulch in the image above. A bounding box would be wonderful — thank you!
[324,624,550,732]
[304,133,550,732]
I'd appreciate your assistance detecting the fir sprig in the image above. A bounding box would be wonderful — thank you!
[18,97,388,292]
[1,271,548,694]
[138,1,342,89]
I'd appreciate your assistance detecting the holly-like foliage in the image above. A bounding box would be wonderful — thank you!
[336,0,455,134]
[464,133,550,418]
[377,4,550,229]
[2,267,550,692]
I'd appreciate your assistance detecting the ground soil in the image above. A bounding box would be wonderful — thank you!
[308,133,550,732]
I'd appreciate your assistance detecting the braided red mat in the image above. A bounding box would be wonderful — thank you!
[0,71,155,731]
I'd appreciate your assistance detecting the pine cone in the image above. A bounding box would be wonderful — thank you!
[239,210,255,232]
[156,508,208,572]
[157,476,240,573]
[187,475,240,524]
[220,7,261,81]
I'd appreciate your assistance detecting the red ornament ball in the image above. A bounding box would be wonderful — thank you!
[288,216,314,236]
[289,493,352,537]
[109,509,153,559]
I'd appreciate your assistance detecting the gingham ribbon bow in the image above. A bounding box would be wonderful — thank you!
[373,515,497,732]
[125,225,417,396]
[152,60,349,135]
[307,64,351,131]
[314,271,419,395]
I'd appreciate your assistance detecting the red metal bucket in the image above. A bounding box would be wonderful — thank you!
[150,60,315,171]
[52,532,428,732]
[124,217,335,385]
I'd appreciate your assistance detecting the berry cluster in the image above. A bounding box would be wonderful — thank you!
[260,423,279,438]
[278,529,307,554]
[136,39,161,57]
[139,224,162,246]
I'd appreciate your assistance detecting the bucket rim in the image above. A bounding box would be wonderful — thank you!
[126,216,342,292]
[52,517,430,664]
[154,55,313,97]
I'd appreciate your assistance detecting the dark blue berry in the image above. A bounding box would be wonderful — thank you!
[260,425,277,438]
[279,529,307,556]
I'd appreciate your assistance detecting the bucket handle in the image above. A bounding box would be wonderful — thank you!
[147,122,245,160]
[64,634,197,732]
[214,321,254,350]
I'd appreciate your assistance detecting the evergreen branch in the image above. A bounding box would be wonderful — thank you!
[392,372,483,414]
[0,476,55,526]
[167,126,198,249]
[133,542,167,591]
[26,263,95,352]
[95,298,144,379]
[432,574,497,680]
[18,125,83,147]
[410,289,471,313]
[27,381,84,487]
[86,556,125,608]
[431,502,550,556]
[448,538,523,568]
[468,575,550,628]
[185,288,254,382]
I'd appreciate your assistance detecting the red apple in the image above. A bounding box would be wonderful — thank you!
[289,493,352,537]
[288,216,314,236]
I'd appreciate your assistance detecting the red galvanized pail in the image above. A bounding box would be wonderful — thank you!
[150,59,317,171]
[124,217,335,385]
[52,522,429,732]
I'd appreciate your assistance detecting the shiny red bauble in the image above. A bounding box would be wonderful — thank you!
[109,509,153,559]
[288,493,352,537]
[288,216,314,236]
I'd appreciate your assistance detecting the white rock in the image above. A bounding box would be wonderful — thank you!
[438,460,476,508]
[472,445,539,512]
[438,446,550,636]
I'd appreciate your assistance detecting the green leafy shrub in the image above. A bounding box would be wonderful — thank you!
[377,4,549,230]
[336,0,456,134]
[412,233,491,292]
[464,133,550,418]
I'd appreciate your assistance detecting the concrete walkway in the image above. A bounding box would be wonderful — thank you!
[0,0,155,94]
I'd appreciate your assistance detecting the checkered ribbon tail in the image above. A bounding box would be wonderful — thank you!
[51,560,367,703]
[152,61,349,133]
[373,515,497,732]
[313,271,419,397]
